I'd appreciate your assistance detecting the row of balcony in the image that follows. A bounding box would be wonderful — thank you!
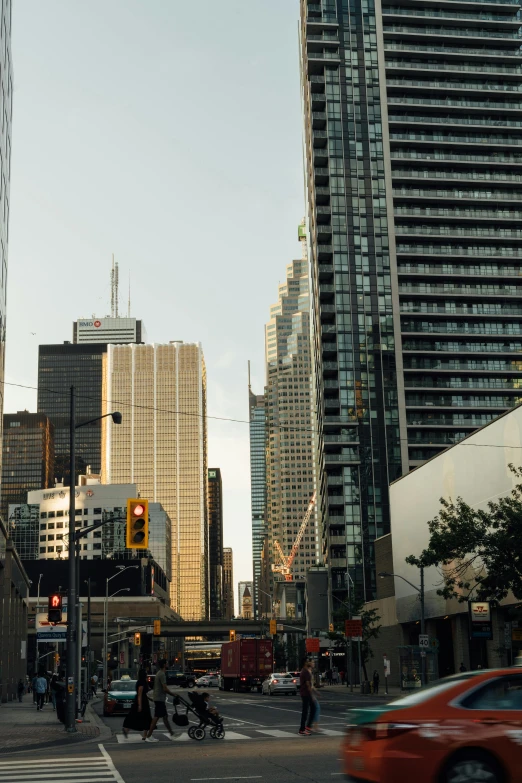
[403,341,522,353]
[405,377,522,388]
[399,284,522,295]
[394,169,522,184]
[387,77,522,92]
[396,226,522,238]
[393,186,522,201]
[398,263,522,276]
[386,59,522,75]
[391,150,522,164]
[382,8,522,23]
[391,135,522,148]
[402,304,522,315]
[389,95,522,110]
[405,396,515,407]
[397,244,522,257]
[404,360,521,370]
[402,322,522,334]
[384,41,521,57]
[406,416,496,426]
[394,206,522,219]
[389,113,522,128]
[383,24,522,40]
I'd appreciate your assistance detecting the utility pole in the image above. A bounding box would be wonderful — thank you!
[65,386,77,732]
[420,565,426,687]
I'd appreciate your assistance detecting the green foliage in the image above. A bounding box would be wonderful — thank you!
[328,595,381,671]
[407,464,522,603]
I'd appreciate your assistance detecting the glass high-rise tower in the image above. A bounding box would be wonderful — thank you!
[300,0,522,602]
[248,384,267,619]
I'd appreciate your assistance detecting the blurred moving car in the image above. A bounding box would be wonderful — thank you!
[262,673,297,696]
[166,670,196,688]
[195,674,220,688]
[343,668,522,783]
[103,679,137,716]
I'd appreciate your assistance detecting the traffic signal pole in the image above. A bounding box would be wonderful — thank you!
[65,386,78,732]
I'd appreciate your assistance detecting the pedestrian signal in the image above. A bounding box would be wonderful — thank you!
[153,620,161,636]
[126,498,149,549]
[229,630,236,642]
[134,632,141,646]
[48,593,62,624]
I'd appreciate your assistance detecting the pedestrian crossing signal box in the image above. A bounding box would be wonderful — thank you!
[48,593,62,624]
[126,499,149,549]
[229,630,236,642]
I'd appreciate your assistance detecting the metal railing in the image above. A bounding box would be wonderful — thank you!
[386,58,522,74]
[398,263,522,276]
[387,77,522,92]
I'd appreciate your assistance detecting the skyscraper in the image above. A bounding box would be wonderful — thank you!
[1,412,54,522]
[300,0,522,602]
[0,1,14,510]
[37,343,107,483]
[222,547,234,620]
[238,580,254,619]
[248,375,267,619]
[207,468,224,619]
[264,225,318,616]
[102,342,208,620]
[73,317,146,345]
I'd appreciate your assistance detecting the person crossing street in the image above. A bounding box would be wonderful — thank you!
[298,658,317,736]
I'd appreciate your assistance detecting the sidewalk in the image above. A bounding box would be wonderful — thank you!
[0,696,106,753]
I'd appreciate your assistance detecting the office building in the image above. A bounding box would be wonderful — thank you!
[300,0,522,601]
[1,412,54,523]
[207,468,223,619]
[238,581,254,619]
[0,518,30,703]
[102,341,208,620]
[37,343,107,483]
[264,224,318,615]
[248,381,267,619]
[0,0,13,517]
[223,547,234,620]
[73,317,146,345]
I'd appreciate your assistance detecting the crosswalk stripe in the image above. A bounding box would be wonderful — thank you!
[319,729,345,737]
[255,729,296,738]
[165,732,192,741]
[222,731,250,740]
[0,760,106,768]
[116,733,144,743]
[0,775,113,782]
[0,751,121,783]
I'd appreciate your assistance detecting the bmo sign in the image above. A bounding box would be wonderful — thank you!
[79,320,102,328]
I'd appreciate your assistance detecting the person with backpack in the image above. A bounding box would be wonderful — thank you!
[35,672,47,711]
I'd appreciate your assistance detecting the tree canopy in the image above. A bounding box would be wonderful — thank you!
[407,465,522,603]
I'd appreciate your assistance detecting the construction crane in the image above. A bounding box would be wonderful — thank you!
[272,492,316,582]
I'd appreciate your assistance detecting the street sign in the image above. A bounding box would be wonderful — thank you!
[383,655,391,677]
[306,637,320,653]
[276,624,284,631]
[345,619,363,638]
[419,634,430,648]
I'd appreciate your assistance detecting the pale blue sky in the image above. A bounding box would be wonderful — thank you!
[6,1,304,591]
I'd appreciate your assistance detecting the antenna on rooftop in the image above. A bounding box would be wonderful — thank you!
[127,271,131,318]
[110,254,119,318]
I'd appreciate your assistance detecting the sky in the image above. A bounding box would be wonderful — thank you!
[5,1,304,591]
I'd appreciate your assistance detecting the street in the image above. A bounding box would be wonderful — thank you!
[0,688,390,782]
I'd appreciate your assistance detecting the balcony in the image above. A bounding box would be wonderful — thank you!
[398,263,522,277]
[317,244,333,259]
[394,206,522,220]
[308,50,341,61]
[317,224,332,239]
[312,111,327,129]
[322,324,337,334]
[327,476,344,485]
[393,187,522,203]
[396,226,522,240]
[329,535,346,546]
[384,41,522,58]
[391,151,522,166]
[387,77,522,94]
[325,452,360,463]
[324,379,339,388]
[402,322,522,335]
[329,557,348,568]
[324,433,359,444]
[396,244,522,259]
[320,304,336,313]
[313,147,328,165]
[399,284,522,296]
[313,168,330,186]
[312,128,327,143]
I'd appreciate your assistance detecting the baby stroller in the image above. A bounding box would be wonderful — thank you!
[171,692,225,741]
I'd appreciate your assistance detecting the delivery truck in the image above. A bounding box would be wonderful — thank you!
[219,638,273,692]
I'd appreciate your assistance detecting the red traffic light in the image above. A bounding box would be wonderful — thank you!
[48,593,62,624]
[50,594,61,608]
[126,498,149,549]
[133,504,145,517]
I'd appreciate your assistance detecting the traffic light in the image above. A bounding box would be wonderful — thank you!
[47,593,62,624]
[229,630,236,642]
[134,632,141,646]
[153,620,161,636]
[126,498,149,549]
[269,619,277,635]
[54,653,60,665]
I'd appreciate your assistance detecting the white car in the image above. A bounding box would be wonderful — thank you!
[195,674,220,688]
[262,673,297,696]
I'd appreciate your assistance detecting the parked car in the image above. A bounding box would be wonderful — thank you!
[195,674,220,688]
[262,673,297,696]
[166,670,196,688]
[343,668,522,783]
[103,679,137,716]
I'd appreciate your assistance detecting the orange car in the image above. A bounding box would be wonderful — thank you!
[343,668,522,783]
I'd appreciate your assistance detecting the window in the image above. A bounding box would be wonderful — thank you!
[48,546,54,552]
[47,523,55,530]
[57,510,64,517]
[40,512,47,519]
[75,509,82,516]
[48,511,55,518]
[93,508,102,515]
[460,676,522,711]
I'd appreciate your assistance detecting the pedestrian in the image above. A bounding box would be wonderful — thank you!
[339,670,345,686]
[17,679,24,702]
[53,673,66,724]
[326,668,332,685]
[35,672,47,711]
[333,667,339,685]
[298,658,317,736]
[146,659,179,741]
[122,669,153,742]
[373,670,380,695]
[459,662,467,673]
[91,673,99,697]
[31,674,38,704]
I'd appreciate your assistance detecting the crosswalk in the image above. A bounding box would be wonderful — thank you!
[0,749,124,783]
[116,727,345,743]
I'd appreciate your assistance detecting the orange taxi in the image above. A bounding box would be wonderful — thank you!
[343,668,522,783]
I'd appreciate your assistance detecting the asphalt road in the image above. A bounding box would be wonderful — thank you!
[0,689,391,782]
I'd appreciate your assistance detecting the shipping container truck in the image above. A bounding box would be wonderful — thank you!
[219,638,273,692]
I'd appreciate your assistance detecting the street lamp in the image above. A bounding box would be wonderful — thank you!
[258,588,275,619]
[104,567,139,691]
[65,388,122,733]
[379,567,426,685]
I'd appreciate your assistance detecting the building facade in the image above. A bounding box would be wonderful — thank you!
[37,343,108,483]
[248,385,267,618]
[102,342,208,620]
[299,0,522,602]
[238,580,254,619]
[223,547,234,620]
[1,412,54,523]
[264,226,319,616]
[207,468,224,619]
[73,317,146,345]
[0,518,30,702]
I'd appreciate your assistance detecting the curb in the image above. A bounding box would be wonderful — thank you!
[82,699,112,744]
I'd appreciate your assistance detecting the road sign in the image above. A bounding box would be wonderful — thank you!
[306,637,320,653]
[119,651,125,665]
[383,655,391,677]
[419,634,430,648]
[345,619,363,638]
[269,619,277,635]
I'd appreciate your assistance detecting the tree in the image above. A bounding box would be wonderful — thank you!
[407,465,522,603]
[328,596,381,681]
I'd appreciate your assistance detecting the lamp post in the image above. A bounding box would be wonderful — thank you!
[65,388,122,733]
[104,569,138,690]
[379,567,426,685]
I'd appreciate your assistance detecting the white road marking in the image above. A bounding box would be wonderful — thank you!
[0,749,123,783]
[255,729,298,738]
[222,731,250,740]
[166,732,193,741]
[318,729,345,737]
[191,778,262,781]
[98,744,126,783]
[116,733,144,743]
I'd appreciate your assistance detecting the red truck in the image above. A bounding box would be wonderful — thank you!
[219,638,273,693]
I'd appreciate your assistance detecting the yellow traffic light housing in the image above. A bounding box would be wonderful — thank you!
[229,630,236,642]
[126,498,149,549]
[153,620,161,636]
[269,619,277,635]
[134,632,141,646]
[48,593,62,624]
